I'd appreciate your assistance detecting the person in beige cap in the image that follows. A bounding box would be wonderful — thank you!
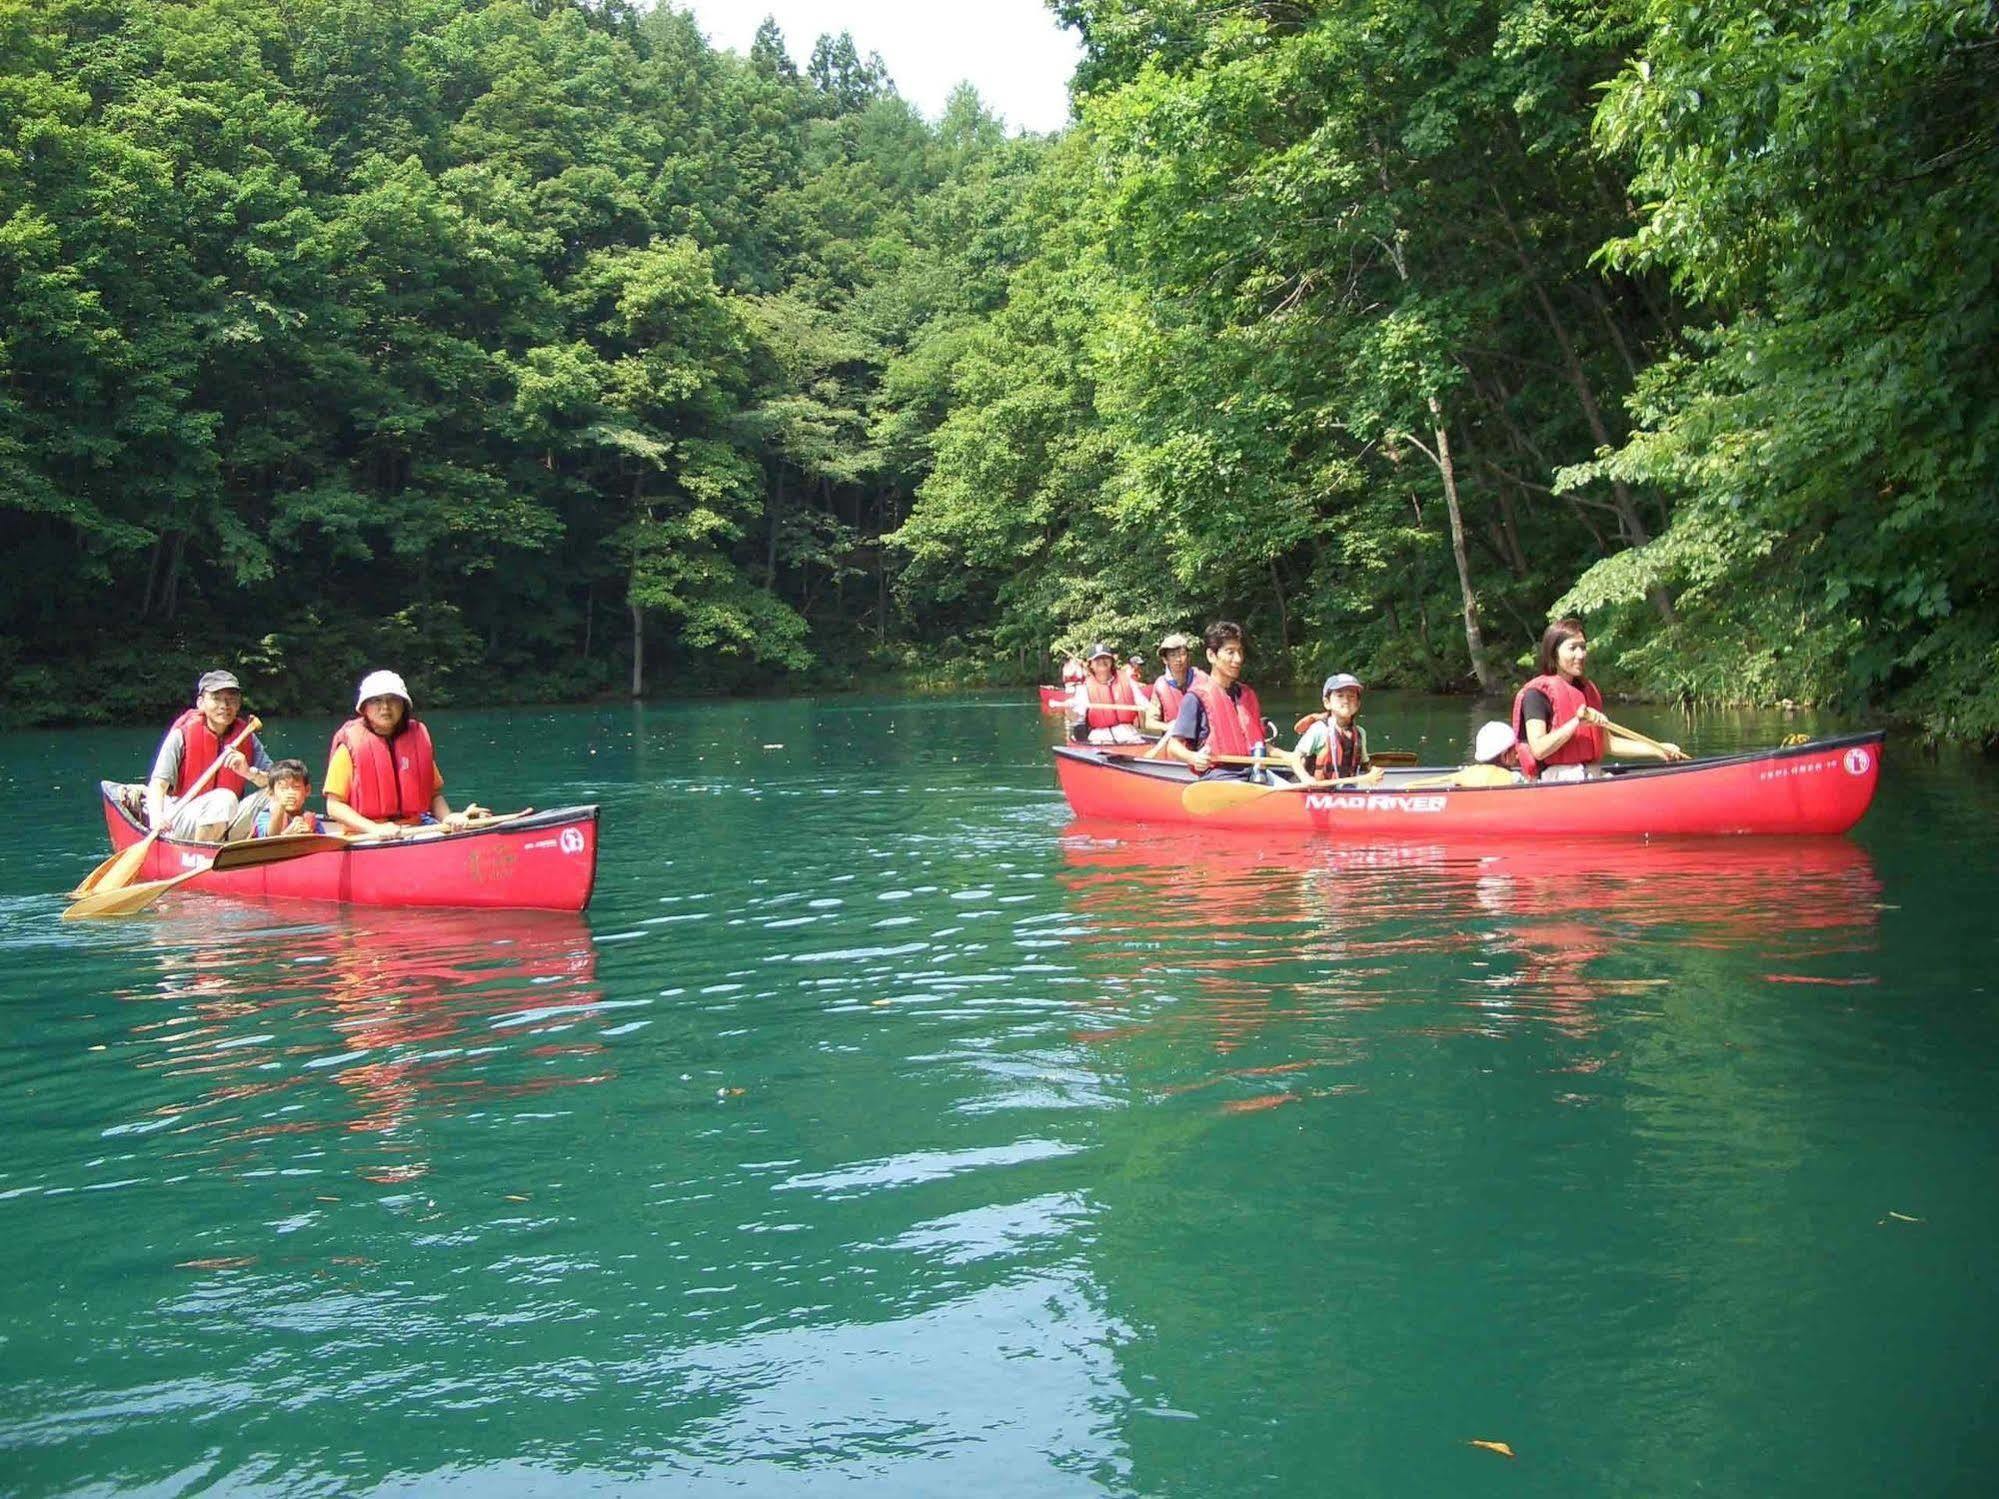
[323,669,480,838]
[1139,631,1205,736]
[144,669,274,841]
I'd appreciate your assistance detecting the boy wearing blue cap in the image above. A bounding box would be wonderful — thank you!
[1295,673,1380,783]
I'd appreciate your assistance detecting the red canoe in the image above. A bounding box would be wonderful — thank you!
[95,783,600,911]
[1053,732,1883,837]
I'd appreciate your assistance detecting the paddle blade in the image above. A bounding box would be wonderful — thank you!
[67,836,154,901]
[1180,778,1286,816]
[208,833,349,870]
[62,872,187,920]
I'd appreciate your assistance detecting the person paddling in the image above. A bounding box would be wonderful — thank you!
[1140,632,1205,736]
[323,670,481,838]
[1294,673,1380,784]
[1069,643,1145,744]
[1514,620,1687,781]
[1163,621,1296,777]
[145,669,275,842]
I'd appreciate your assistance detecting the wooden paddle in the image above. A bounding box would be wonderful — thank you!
[351,807,532,845]
[1180,771,1376,816]
[63,830,348,920]
[1597,714,1687,761]
[69,715,263,900]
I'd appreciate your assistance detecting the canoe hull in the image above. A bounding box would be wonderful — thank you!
[1054,733,1883,838]
[97,786,600,911]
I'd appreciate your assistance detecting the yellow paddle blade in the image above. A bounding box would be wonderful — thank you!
[67,837,154,901]
[1180,777,1293,815]
[62,871,192,920]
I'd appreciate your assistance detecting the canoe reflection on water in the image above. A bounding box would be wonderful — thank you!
[117,905,606,1181]
[1058,824,1883,1056]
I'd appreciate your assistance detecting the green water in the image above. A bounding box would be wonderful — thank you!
[3,693,1996,1496]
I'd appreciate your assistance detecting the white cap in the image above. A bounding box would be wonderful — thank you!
[1474,720,1517,764]
[356,669,412,710]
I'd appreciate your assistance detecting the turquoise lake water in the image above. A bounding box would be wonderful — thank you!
[2,692,1995,1495]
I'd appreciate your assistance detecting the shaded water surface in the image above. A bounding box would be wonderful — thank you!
[2,694,1995,1495]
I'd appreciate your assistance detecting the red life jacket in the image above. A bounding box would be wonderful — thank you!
[171,707,252,797]
[1083,673,1138,729]
[1511,674,1606,780]
[1305,717,1369,779]
[1189,677,1264,757]
[1151,668,1207,724]
[330,716,437,822]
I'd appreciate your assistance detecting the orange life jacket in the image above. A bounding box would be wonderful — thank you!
[1151,668,1206,724]
[1084,674,1138,729]
[1188,677,1264,757]
[170,708,253,797]
[1511,674,1606,780]
[329,716,437,823]
[1304,717,1369,779]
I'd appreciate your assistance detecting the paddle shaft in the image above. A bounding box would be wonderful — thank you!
[1597,714,1680,759]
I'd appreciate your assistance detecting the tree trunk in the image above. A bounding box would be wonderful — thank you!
[1428,396,1500,691]
[1269,558,1290,652]
[629,600,644,699]
[1493,190,1676,621]
[764,465,783,588]
[159,530,187,622]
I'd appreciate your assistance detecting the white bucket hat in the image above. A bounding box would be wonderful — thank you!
[356,669,412,711]
[1474,720,1517,764]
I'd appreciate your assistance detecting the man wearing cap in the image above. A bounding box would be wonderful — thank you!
[1295,673,1378,783]
[1068,643,1145,744]
[322,669,466,838]
[1140,632,1206,736]
[144,670,274,841]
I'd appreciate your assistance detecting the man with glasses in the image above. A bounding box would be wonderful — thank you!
[144,669,273,841]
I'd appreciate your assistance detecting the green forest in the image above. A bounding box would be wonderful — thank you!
[3,0,1996,736]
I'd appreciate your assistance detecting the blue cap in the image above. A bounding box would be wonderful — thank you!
[1321,673,1363,695]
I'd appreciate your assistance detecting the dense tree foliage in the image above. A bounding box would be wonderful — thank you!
[4,0,1995,737]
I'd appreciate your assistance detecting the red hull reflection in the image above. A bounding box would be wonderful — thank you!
[1059,823,1882,1054]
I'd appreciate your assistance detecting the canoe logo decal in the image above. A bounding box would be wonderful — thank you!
[1303,793,1447,813]
[1843,748,1872,777]
[559,828,585,855]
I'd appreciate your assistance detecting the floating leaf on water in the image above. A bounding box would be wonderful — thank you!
[1468,1439,1515,1459]
[1220,1094,1297,1115]
[1882,1211,1924,1224]
[178,1256,255,1271]
[506,1194,530,1202]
